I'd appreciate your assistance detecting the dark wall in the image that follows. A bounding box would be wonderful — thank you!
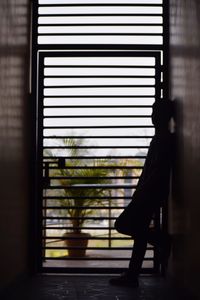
[169,0,200,297]
[0,0,30,290]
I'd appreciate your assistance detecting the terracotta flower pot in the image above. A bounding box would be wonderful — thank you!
[63,232,91,257]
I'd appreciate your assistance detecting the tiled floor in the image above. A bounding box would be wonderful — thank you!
[1,274,197,300]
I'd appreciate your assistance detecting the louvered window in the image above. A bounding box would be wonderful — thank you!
[32,0,168,273]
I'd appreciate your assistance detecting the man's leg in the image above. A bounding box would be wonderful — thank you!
[109,231,148,287]
[127,232,148,279]
[109,211,153,287]
[148,228,172,267]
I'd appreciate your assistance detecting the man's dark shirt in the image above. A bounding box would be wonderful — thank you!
[115,131,173,236]
[136,131,172,207]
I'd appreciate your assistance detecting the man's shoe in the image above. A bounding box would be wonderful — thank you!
[109,273,139,288]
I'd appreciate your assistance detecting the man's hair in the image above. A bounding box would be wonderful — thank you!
[152,99,174,122]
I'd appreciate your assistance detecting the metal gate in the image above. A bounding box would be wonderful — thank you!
[32,0,168,274]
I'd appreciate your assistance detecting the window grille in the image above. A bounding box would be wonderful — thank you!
[37,0,163,46]
[32,0,168,273]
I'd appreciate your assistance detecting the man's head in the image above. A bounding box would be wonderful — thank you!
[151,100,174,130]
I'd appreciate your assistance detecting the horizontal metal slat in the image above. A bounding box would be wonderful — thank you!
[43,136,152,140]
[43,133,152,137]
[44,185,137,189]
[39,4,162,7]
[43,106,153,109]
[43,146,149,149]
[36,45,164,51]
[38,23,163,27]
[43,162,143,169]
[43,177,140,181]
[43,226,116,230]
[43,155,146,159]
[43,196,132,199]
[42,257,153,261]
[43,75,156,78]
[38,3,163,7]
[39,15,163,18]
[43,165,143,169]
[41,50,160,57]
[44,247,133,252]
[43,217,122,220]
[43,224,156,232]
[39,33,162,37]
[42,95,154,99]
[43,85,155,88]
[43,236,132,240]
[43,206,126,210]
[42,173,141,176]
[43,247,154,252]
[44,65,155,68]
[43,125,154,129]
[43,115,152,118]
[44,247,134,250]
[43,133,153,138]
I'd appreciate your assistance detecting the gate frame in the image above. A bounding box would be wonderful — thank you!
[30,0,169,275]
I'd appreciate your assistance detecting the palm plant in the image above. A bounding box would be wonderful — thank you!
[55,138,114,234]
[45,137,143,256]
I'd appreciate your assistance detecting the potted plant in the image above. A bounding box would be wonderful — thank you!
[56,138,114,257]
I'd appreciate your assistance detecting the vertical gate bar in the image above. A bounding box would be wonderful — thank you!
[163,0,170,100]
[31,0,41,274]
[37,53,45,271]
[153,52,162,273]
[155,52,162,101]
[108,192,112,248]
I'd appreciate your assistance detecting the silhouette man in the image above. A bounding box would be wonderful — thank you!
[109,100,174,287]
